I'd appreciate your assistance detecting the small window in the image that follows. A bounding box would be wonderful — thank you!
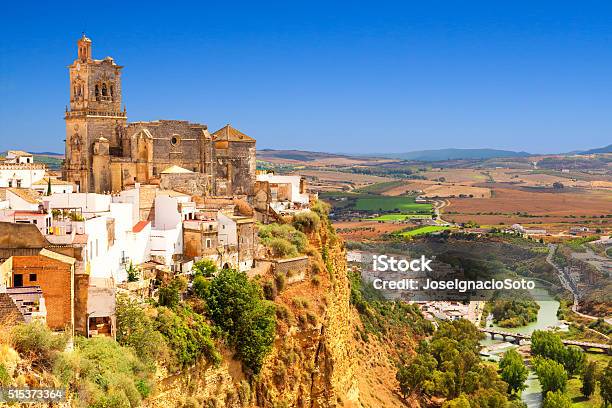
[8,181,12,187]
[13,274,23,287]
[171,136,178,146]
[206,239,212,248]
[16,180,21,188]
[29,273,37,282]
[152,166,157,176]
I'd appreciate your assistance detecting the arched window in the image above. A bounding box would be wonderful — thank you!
[110,85,114,97]
[95,84,100,97]
[102,83,108,97]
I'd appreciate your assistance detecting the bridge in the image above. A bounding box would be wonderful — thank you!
[479,328,611,355]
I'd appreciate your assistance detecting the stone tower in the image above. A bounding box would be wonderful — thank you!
[63,34,126,193]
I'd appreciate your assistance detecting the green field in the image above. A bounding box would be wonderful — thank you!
[355,180,405,194]
[397,225,450,237]
[369,213,432,221]
[354,196,432,213]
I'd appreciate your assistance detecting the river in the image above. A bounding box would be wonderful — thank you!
[479,286,560,408]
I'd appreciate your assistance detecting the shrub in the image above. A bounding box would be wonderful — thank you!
[205,269,275,374]
[54,336,151,407]
[158,277,187,309]
[115,294,168,365]
[258,223,308,258]
[11,322,67,367]
[268,237,297,258]
[274,273,286,292]
[262,280,277,300]
[155,306,221,370]
[0,363,10,386]
[192,259,217,278]
[193,276,211,299]
[292,211,320,233]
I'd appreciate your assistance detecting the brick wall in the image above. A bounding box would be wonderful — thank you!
[11,255,74,331]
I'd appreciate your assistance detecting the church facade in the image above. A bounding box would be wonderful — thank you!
[62,35,256,196]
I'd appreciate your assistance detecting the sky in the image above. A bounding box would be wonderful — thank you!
[1,1,612,154]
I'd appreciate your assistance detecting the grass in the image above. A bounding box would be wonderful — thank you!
[397,225,450,237]
[566,377,603,408]
[355,180,405,194]
[369,213,432,221]
[354,196,432,213]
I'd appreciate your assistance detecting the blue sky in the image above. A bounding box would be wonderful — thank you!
[1,1,612,154]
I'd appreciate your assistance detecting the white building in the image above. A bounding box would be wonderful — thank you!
[0,151,46,188]
[256,173,309,206]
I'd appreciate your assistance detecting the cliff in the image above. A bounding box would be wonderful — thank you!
[146,215,407,408]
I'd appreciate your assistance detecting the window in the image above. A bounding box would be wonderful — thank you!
[13,274,23,287]
[171,136,178,146]
[102,83,108,96]
[16,180,21,188]
[206,238,212,248]
[152,166,157,176]
[29,273,37,282]
[7,181,12,187]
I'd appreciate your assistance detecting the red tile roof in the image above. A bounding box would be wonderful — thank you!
[132,220,150,233]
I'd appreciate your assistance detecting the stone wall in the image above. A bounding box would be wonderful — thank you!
[271,256,309,284]
[160,173,210,196]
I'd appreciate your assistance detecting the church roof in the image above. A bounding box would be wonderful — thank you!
[161,165,193,174]
[211,124,255,143]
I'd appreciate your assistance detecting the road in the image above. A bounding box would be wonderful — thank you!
[546,244,612,326]
[432,199,452,225]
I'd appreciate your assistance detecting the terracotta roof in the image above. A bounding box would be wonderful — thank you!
[161,165,193,174]
[132,220,150,233]
[7,188,41,204]
[211,124,255,142]
[32,177,73,186]
[7,150,32,157]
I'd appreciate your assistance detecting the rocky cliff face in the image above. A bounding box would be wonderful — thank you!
[147,217,362,408]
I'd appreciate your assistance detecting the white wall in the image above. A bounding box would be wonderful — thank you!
[45,193,111,218]
[6,190,40,211]
[0,167,45,188]
[217,212,237,246]
[150,224,183,265]
[154,195,181,230]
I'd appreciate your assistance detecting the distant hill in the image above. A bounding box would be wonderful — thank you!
[577,144,612,155]
[258,149,358,162]
[370,148,531,161]
[0,150,64,170]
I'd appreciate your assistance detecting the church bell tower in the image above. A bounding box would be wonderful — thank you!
[62,34,127,193]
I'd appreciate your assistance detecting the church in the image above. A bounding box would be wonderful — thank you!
[62,35,256,196]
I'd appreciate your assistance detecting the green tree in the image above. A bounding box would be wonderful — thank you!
[499,349,528,394]
[192,275,210,299]
[542,390,571,408]
[531,331,566,363]
[535,358,567,394]
[158,277,187,309]
[442,394,471,408]
[155,306,220,370]
[581,360,597,398]
[205,269,275,374]
[192,259,217,278]
[115,295,167,365]
[562,345,585,377]
[601,360,612,407]
[126,262,139,282]
[396,353,437,397]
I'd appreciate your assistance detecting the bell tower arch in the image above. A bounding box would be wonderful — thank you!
[62,34,127,192]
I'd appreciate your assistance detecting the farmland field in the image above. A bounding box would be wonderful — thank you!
[369,213,432,221]
[397,225,451,237]
[355,196,432,213]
